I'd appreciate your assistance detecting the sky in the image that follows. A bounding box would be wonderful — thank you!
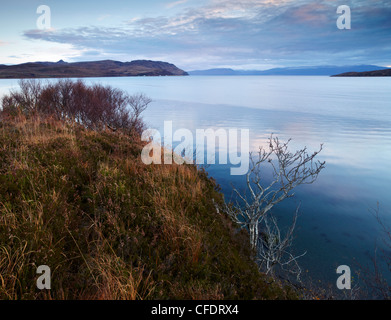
[0,0,390,71]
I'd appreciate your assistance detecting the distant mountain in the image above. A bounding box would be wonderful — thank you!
[332,68,391,77]
[188,68,238,76]
[0,60,188,79]
[188,65,386,76]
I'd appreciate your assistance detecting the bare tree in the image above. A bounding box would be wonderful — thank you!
[223,135,325,279]
[257,205,306,280]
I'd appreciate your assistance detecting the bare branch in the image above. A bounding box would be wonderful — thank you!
[220,135,325,282]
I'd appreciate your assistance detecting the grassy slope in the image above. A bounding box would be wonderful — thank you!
[0,117,294,300]
[0,60,188,79]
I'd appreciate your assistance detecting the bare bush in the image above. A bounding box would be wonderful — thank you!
[1,79,150,134]
[128,93,151,118]
[1,79,42,116]
[223,135,325,280]
[128,93,151,133]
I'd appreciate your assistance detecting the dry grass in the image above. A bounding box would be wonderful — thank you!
[0,117,294,300]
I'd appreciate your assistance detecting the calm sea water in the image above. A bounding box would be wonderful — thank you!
[1,75,391,286]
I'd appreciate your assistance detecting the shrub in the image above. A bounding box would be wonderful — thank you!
[1,79,150,135]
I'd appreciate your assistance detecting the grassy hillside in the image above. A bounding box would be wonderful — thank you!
[0,115,294,300]
[0,60,189,79]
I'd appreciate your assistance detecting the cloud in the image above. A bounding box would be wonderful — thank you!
[22,0,391,69]
[166,0,189,9]
[98,14,112,21]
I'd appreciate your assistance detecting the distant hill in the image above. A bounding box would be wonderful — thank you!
[332,68,391,77]
[188,68,238,76]
[188,65,386,76]
[0,59,188,78]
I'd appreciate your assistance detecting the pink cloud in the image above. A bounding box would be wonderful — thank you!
[289,3,330,26]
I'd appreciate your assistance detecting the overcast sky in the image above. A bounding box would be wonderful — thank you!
[0,0,390,70]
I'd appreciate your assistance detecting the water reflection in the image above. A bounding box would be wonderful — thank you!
[144,98,391,283]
